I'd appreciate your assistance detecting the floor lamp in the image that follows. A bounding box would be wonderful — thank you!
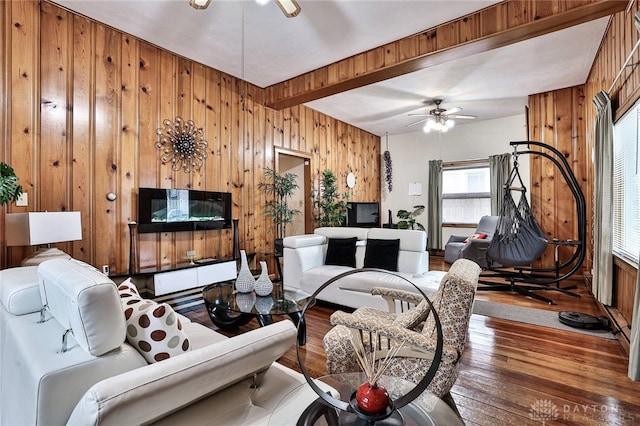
[6,212,82,265]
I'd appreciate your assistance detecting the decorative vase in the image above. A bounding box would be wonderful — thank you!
[236,292,256,313]
[355,382,390,414]
[255,261,273,296]
[235,250,255,293]
[255,296,274,314]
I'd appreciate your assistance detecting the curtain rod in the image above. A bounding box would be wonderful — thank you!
[608,38,640,94]
[609,11,640,94]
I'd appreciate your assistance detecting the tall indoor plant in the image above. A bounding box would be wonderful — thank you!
[312,169,350,227]
[0,162,23,206]
[258,167,300,255]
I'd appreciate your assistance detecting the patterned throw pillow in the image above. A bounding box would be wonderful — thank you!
[124,301,190,363]
[118,278,140,300]
[117,279,190,363]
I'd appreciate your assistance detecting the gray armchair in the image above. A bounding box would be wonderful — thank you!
[444,215,499,269]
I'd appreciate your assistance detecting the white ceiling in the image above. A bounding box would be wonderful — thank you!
[51,0,610,136]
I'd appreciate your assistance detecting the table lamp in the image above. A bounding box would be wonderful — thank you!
[6,211,82,265]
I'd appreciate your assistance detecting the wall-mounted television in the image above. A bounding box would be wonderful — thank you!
[137,188,232,233]
[345,202,380,228]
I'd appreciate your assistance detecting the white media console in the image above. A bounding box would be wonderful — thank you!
[129,259,237,297]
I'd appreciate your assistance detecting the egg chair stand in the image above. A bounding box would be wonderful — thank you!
[477,141,586,305]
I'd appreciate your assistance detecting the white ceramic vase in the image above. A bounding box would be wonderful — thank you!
[236,292,256,313]
[235,250,255,293]
[255,296,274,314]
[255,261,273,296]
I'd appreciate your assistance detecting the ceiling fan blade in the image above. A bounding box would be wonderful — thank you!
[449,114,476,119]
[442,107,461,115]
[405,118,429,127]
[407,113,430,117]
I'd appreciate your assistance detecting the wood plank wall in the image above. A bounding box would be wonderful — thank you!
[527,87,588,275]
[0,1,380,273]
[585,3,640,336]
[528,4,640,340]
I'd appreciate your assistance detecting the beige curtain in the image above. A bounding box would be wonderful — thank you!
[592,91,614,305]
[427,160,442,250]
[489,153,511,216]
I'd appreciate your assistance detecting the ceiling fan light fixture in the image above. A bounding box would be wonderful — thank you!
[275,0,301,17]
[422,118,435,133]
[423,116,454,133]
[189,0,211,10]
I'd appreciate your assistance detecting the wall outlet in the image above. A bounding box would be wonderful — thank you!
[16,192,28,207]
[102,265,109,275]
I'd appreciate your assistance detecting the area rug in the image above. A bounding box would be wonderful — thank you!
[472,300,616,339]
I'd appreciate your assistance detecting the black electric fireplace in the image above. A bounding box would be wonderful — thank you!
[137,188,232,233]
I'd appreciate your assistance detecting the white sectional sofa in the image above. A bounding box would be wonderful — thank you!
[283,227,445,310]
[0,258,320,425]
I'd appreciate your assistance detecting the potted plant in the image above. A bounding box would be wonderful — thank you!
[397,205,425,230]
[257,167,300,256]
[0,162,23,206]
[312,169,350,227]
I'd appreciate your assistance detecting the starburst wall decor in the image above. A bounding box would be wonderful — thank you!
[156,117,208,173]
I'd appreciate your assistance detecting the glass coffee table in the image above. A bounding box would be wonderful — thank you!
[268,372,464,425]
[202,281,313,345]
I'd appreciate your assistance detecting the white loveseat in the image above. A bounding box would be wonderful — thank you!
[0,258,317,425]
[283,227,445,310]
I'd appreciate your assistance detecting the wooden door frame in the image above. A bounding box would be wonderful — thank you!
[275,147,313,234]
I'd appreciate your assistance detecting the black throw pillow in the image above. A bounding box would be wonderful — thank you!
[325,237,358,267]
[364,238,400,271]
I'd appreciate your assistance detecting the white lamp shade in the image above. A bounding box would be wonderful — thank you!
[6,212,82,246]
[408,182,422,196]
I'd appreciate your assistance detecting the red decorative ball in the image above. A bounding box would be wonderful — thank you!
[355,382,390,414]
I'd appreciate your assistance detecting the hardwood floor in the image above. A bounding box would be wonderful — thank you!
[184,256,640,425]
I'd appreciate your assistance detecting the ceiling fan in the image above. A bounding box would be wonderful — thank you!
[405,99,476,133]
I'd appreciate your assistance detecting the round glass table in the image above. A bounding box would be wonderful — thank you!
[268,372,464,425]
[202,281,313,345]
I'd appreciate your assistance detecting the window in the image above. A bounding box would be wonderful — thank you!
[612,102,640,264]
[442,162,491,225]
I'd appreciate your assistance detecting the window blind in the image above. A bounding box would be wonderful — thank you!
[612,102,640,264]
[442,163,490,224]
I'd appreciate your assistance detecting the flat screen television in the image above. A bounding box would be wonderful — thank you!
[137,188,232,233]
[345,202,380,228]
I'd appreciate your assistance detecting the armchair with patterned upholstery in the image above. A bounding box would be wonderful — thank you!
[322,259,481,403]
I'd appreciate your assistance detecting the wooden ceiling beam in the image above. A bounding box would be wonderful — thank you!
[264,0,627,110]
